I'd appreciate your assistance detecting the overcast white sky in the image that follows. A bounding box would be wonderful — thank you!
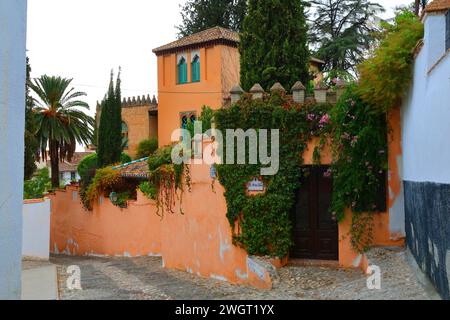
[27,0,413,118]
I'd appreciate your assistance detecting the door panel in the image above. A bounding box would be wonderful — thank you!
[291,166,338,260]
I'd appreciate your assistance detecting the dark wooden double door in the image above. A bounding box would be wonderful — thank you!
[291,166,338,261]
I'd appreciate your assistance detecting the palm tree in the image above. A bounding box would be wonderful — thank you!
[29,75,95,188]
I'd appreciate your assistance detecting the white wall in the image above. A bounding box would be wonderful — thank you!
[22,199,51,261]
[60,171,81,186]
[0,0,28,299]
[401,13,450,184]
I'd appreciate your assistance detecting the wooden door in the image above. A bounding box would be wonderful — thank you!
[291,166,338,260]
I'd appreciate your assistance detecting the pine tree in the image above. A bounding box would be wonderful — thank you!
[97,70,123,168]
[240,0,310,91]
[177,0,247,37]
[309,0,384,75]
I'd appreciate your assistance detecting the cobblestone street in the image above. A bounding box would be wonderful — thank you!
[32,248,438,300]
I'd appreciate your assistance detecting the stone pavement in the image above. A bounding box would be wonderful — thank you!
[50,248,440,300]
[22,260,59,300]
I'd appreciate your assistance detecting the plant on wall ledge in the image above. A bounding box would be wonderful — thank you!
[81,167,138,210]
[145,145,187,218]
[357,10,424,113]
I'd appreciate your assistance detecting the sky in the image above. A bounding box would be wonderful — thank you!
[27,0,413,120]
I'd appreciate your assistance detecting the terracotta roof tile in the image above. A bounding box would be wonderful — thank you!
[113,158,149,179]
[153,26,239,55]
[49,152,94,173]
[425,0,450,12]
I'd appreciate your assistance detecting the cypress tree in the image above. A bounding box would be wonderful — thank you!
[240,0,310,91]
[97,70,123,168]
[24,57,39,180]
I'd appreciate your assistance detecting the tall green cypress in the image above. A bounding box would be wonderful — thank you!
[24,57,39,180]
[97,70,123,168]
[240,0,310,91]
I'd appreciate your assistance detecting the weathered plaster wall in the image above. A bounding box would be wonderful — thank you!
[401,12,450,300]
[49,161,272,289]
[22,199,51,260]
[49,188,162,257]
[0,0,27,300]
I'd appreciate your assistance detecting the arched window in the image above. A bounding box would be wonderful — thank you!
[121,121,129,149]
[180,113,196,144]
[177,57,188,84]
[191,54,200,82]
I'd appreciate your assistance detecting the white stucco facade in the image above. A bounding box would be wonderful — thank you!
[22,199,51,261]
[401,12,450,185]
[0,0,28,299]
[60,171,81,186]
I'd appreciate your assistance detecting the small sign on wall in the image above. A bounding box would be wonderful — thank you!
[247,177,265,192]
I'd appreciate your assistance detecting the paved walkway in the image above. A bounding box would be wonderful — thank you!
[22,260,59,300]
[50,248,439,300]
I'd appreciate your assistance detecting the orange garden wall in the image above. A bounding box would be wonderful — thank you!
[50,121,404,287]
[49,188,161,257]
[49,161,272,289]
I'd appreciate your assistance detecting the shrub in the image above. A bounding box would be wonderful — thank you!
[139,181,157,200]
[357,10,424,113]
[23,168,52,200]
[136,138,158,159]
[78,152,132,177]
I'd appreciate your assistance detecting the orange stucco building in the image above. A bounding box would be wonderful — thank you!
[153,27,241,147]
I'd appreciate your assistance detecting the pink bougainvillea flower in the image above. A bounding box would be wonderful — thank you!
[319,114,330,125]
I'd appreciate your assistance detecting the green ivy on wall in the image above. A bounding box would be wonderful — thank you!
[330,85,388,253]
[215,93,333,258]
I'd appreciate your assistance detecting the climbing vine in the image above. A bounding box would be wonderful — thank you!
[145,145,187,217]
[330,85,388,252]
[215,92,333,257]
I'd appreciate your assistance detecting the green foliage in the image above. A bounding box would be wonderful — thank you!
[239,0,310,91]
[186,106,215,138]
[82,166,138,210]
[78,152,131,178]
[177,0,247,37]
[310,0,384,73]
[215,93,333,258]
[97,70,123,168]
[136,138,159,159]
[24,168,51,200]
[120,153,132,164]
[24,58,39,180]
[139,181,157,200]
[77,153,98,178]
[112,191,133,208]
[357,10,424,113]
[29,75,94,188]
[330,85,388,252]
[78,152,133,209]
[146,145,187,217]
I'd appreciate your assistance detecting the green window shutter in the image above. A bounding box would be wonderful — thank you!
[192,60,200,82]
[191,55,200,82]
[178,58,187,84]
[183,63,188,83]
